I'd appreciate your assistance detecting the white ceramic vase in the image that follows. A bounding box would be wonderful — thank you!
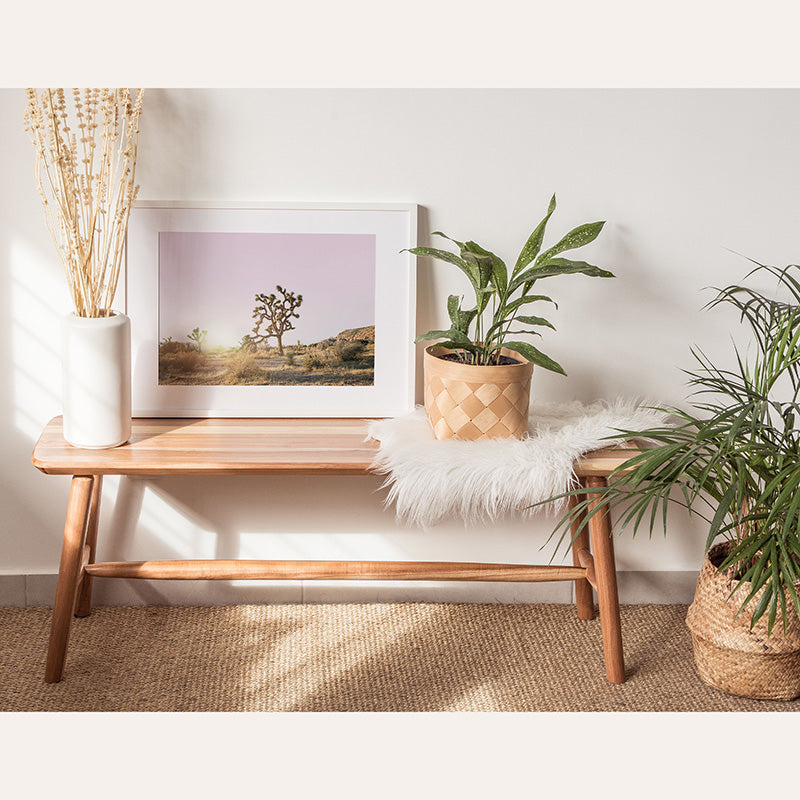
[61,311,132,449]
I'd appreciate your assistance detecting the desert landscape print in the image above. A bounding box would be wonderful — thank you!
[158,231,376,386]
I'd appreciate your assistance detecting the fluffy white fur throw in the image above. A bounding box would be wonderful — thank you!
[367,400,668,528]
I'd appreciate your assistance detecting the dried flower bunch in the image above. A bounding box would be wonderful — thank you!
[23,88,144,318]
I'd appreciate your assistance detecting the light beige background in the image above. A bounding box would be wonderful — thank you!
[3,88,798,605]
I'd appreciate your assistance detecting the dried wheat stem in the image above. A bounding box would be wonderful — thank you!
[23,88,144,318]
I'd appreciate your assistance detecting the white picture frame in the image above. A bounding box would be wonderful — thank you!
[125,201,417,418]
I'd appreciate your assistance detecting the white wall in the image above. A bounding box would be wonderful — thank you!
[3,88,799,604]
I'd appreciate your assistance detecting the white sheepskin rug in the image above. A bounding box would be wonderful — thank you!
[367,400,669,528]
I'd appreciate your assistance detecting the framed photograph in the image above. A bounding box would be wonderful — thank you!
[125,202,417,418]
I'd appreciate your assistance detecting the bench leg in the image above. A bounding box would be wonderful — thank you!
[569,483,595,620]
[75,475,102,618]
[45,475,94,684]
[586,476,625,684]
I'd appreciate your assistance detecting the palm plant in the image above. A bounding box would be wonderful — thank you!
[544,260,800,632]
[407,195,613,372]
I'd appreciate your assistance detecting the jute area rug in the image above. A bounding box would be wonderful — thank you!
[1,603,798,712]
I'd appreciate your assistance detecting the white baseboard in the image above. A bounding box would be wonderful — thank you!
[0,571,699,607]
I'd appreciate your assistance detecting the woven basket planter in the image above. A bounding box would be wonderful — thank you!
[686,541,800,700]
[423,345,533,440]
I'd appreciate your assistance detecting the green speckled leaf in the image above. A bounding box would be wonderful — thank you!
[447,295,478,335]
[463,251,493,287]
[432,231,466,250]
[506,294,558,312]
[414,327,476,351]
[502,340,566,375]
[513,194,557,275]
[405,246,480,293]
[534,221,605,266]
[463,240,508,295]
[516,315,556,330]
[510,258,614,292]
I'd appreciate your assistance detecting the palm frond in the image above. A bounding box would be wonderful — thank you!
[539,260,800,629]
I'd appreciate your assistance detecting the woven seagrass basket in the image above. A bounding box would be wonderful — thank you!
[423,345,533,440]
[686,541,800,701]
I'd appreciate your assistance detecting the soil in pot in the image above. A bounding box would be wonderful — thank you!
[436,352,523,367]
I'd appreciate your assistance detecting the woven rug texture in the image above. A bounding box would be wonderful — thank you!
[1,603,798,712]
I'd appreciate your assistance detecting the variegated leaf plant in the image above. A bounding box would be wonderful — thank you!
[406,195,613,371]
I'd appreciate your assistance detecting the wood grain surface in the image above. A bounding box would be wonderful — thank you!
[85,559,589,582]
[31,416,638,477]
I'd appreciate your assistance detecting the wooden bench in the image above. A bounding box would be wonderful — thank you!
[32,416,634,685]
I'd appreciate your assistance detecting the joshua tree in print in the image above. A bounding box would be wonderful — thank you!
[187,326,208,352]
[237,334,256,352]
[251,285,303,356]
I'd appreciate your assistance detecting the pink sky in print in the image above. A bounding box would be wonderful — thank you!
[158,232,376,348]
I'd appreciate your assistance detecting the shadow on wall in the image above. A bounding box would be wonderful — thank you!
[412,205,432,406]
[134,89,210,200]
[2,86,709,582]
[4,228,704,584]
[2,234,74,565]
[529,221,703,405]
[4,225,578,592]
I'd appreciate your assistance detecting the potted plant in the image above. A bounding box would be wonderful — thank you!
[544,260,800,700]
[24,88,144,448]
[407,195,613,440]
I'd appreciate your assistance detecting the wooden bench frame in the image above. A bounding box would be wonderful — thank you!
[32,416,633,685]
